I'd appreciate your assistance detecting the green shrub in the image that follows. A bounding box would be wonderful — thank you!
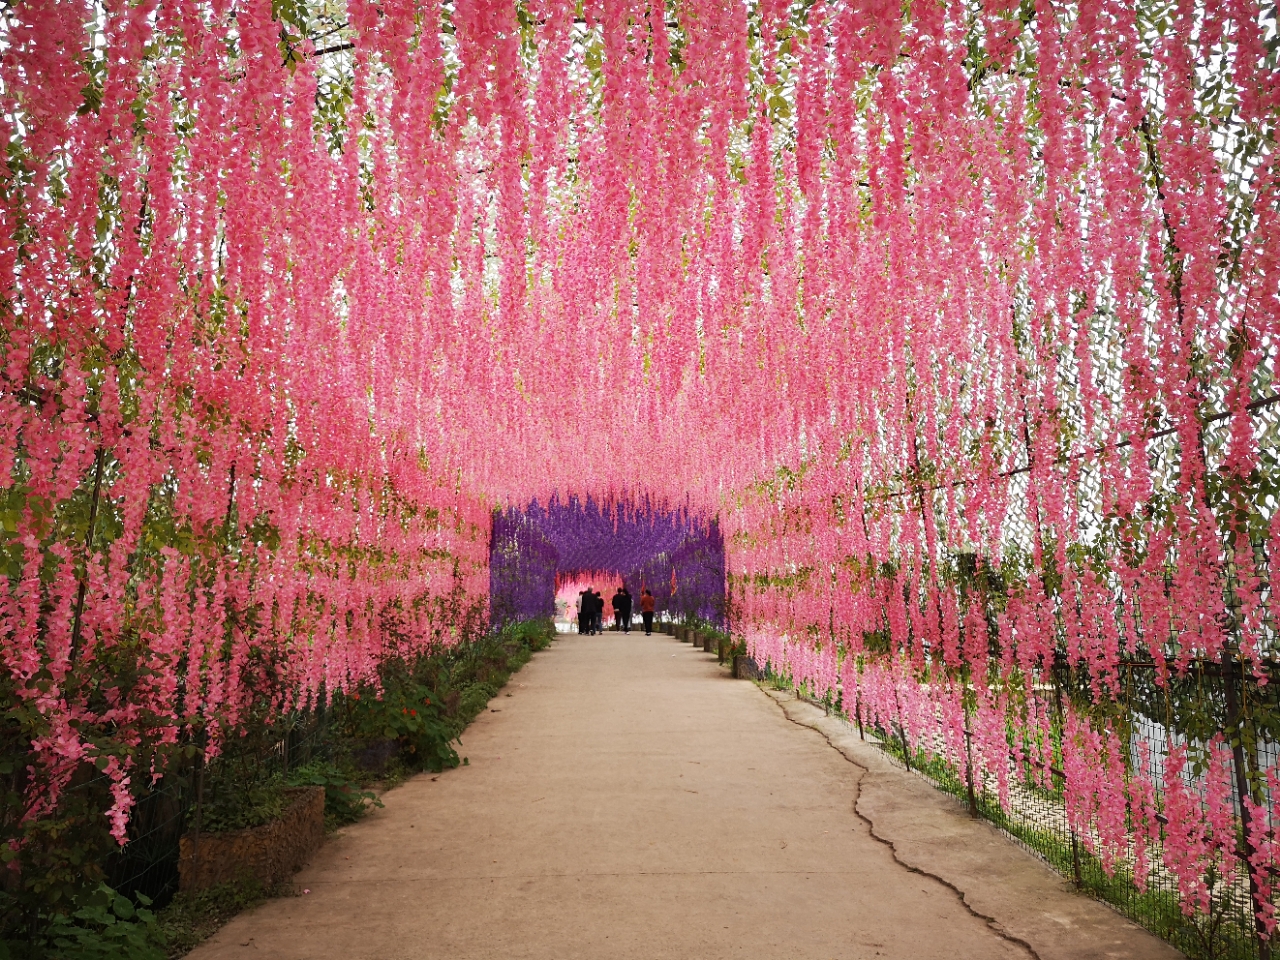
[0,884,164,960]
[331,617,554,779]
[198,779,290,835]
[344,680,459,773]
[286,760,381,830]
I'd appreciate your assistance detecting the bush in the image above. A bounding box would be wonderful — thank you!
[199,779,290,835]
[343,678,459,774]
[0,884,164,960]
[286,760,381,830]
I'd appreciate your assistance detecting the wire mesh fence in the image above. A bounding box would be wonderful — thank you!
[826,315,1280,959]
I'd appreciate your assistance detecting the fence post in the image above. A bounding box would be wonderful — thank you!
[963,695,979,818]
[190,460,233,881]
[1221,647,1271,960]
[1052,657,1084,889]
[890,678,912,772]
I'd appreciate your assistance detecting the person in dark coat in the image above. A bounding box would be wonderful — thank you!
[590,589,604,634]
[612,586,632,633]
[578,589,591,634]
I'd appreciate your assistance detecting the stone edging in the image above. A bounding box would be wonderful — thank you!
[178,786,325,895]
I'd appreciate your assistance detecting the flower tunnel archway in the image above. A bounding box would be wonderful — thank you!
[489,497,726,627]
[4,0,1280,951]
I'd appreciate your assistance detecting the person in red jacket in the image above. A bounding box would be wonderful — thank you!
[639,588,656,635]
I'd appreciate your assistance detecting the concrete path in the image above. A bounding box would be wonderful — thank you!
[189,632,1181,960]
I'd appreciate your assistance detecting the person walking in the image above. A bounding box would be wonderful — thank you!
[612,585,632,633]
[618,585,633,633]
[639,588,655,635]
[583,588,596,635]
[578,589,590,635]
[611,588,623,632]
[593,589,605,634]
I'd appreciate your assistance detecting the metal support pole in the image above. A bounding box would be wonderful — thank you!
[961,657,980,818]
[1069,815,1083,890]
[963,718,979,818]
[1052,658,1083,889]
[890,679,911,772]
[1222,647,1271,960]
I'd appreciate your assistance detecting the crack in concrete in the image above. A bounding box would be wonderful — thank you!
[765,691,1043,960]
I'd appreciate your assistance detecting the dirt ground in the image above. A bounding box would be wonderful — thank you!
[187,632,1182,960]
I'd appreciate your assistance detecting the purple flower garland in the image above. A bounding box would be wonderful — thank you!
[490,495,726,626]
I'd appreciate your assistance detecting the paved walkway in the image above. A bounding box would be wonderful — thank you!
[190,632,1181,960]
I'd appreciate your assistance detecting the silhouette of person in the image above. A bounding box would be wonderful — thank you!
[639,588,655,635]
[614,586,629,632]
[592,589,604,634]
[612,585,632,633]
[578,589,590,634]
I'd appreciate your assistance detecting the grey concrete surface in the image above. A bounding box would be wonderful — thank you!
[187,632,1181,960]
[766,692,1184,960]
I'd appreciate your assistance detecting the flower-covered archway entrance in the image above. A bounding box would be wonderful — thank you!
[5,0,1280,953]
[490,497,725,627]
